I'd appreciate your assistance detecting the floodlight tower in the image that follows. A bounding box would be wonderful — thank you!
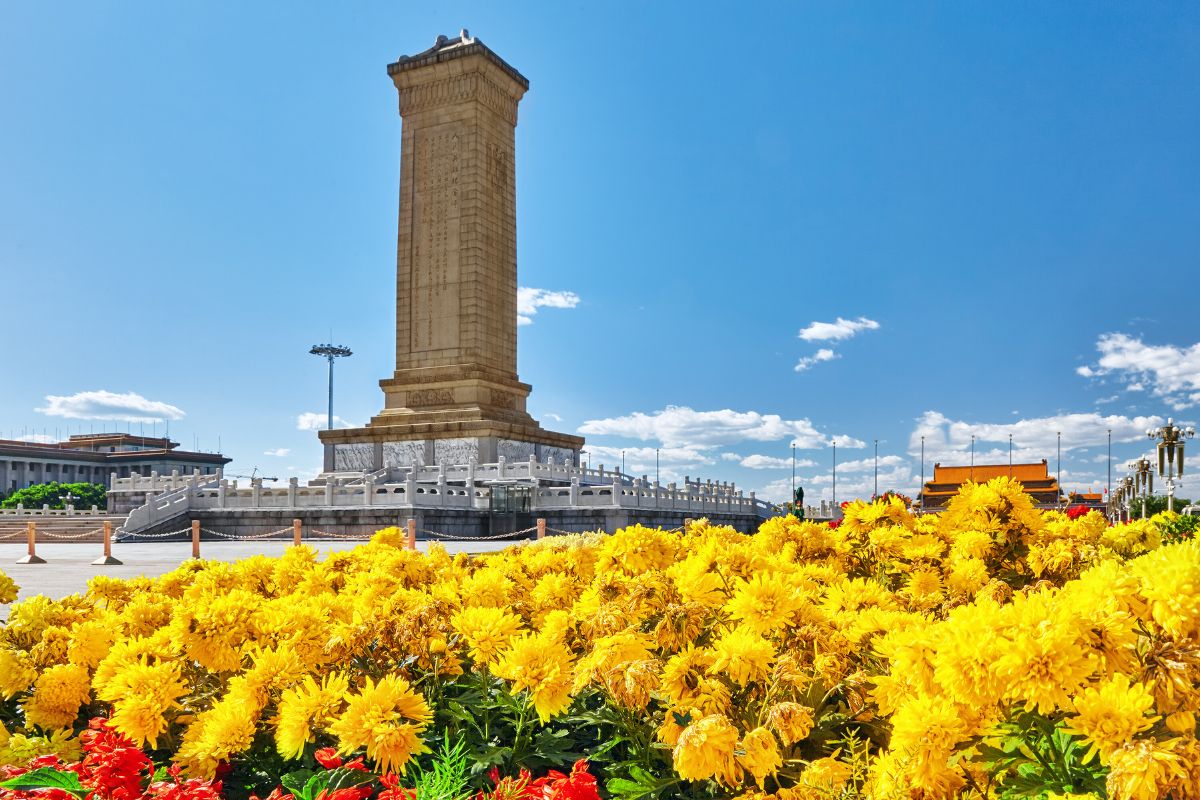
[1148,419,1195,512]
[309,344,353,430]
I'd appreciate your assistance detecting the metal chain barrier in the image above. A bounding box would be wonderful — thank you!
[421,527,536,542]
[201,527,295,541]
[39,528,106,541]
[308,529,370,540]
[117,527,194,541]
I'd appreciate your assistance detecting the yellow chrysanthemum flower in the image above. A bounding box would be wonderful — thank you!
[0,569,19,604]
[766,701,814,746]
[22,663,91,731]
[327,675,431,774]
[275,672,350,758]
[724,573,804,634]
[452,606,523,667]
[98,659,189,747]
[738,726,781,787]
[708,626,773,686]
[1063,674,1159,764]
[672,714,740,785]
[492,632,574,723]
[0,647,37,699]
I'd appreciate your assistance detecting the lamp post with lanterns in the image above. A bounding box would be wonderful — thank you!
[1130,457,1153,519]
[1147,419,1195,513]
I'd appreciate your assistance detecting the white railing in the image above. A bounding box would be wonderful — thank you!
[110,469,222,494]
[118,456,777,534]
[0,505,107,517]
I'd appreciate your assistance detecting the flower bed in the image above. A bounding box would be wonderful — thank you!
[1,477,1198,799]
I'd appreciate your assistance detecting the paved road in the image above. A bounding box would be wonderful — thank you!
[0,539,514,619]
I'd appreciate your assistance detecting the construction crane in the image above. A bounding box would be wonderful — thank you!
[224,467,279,482]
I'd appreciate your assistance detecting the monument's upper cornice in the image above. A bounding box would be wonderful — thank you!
[388,30,529,90]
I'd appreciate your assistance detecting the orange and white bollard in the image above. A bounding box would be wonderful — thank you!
[17,521,46,564]
[293,518,302,547]
[91,521,122,566]
[406,518,417,551]
[537,517,546,541]
[191,520,201,559]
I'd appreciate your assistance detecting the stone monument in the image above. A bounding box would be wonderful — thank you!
[321,32,584,472]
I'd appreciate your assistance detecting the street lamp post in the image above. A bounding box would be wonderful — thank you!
[1148,419,1195,513]
[791,443,796,510]
[970,435,975,480]
[1056,431,1062,504]
[832,440,838,513]
[1131,457,1153,519]
[1008,433,1013,476]
[655,448,660,486]
[873,439,878,499]
[309,344,353,431]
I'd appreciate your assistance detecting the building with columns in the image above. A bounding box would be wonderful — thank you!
[0,433,230,499]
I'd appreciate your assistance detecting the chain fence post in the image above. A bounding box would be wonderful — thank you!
[537,517,546,541]
[17,521,46,564]
[293,518,302,547]
[406,518,417,551]
[684,517,694,533]
[92,520,122,566]
[191,520,201,559]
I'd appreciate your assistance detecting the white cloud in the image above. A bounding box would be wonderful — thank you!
[543,412,563,422]
[517,287,580,326]
[263,448,291,457]
[296,413,355,431]
[733,454,819,470]
[798,316,880,342]
[38,390,185,423]
[794,348,839,372]
[908,410,1165,464]
[579,405,859,449]
[1078,333,1200,409]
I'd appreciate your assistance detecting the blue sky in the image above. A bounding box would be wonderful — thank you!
[2,3,1198,503]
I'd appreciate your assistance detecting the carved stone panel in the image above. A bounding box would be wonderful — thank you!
[538,445,577,466]
[384,441,427,469]
[409,389,454,407]
[334,444,374,472]
[434,438,480,466]
[411,123,463,353]
[498,439,536,462]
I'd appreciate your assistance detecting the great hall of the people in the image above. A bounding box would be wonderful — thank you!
[0,433,229,499]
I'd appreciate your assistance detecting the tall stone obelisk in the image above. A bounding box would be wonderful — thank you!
[320,32,583,472]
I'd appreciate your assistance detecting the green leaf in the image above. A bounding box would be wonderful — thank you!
[281,769,315,800]
[324,768,377,793]
[0,767,90,799]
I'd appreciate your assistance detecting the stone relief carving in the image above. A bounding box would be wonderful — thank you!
[384,441,427,469]
[498,439,536,462]
[434,438,480,466]
[334,444,375,472]
[488,389,516,410]
[408,389,454,407]
[539,446,577,466]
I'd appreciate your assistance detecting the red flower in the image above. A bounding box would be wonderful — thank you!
[314,749,343,770]
[1066,504,1091,520]
[827,518,842,529]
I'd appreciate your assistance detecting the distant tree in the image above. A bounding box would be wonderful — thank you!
[1129,494,1193,517]
[0,482,107,510]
